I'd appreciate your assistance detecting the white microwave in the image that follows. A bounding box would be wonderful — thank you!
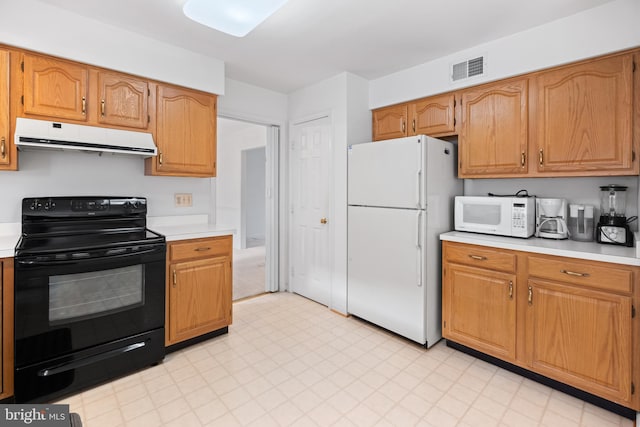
[454,196,535,238]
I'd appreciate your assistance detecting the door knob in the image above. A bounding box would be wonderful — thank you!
[320,218,328,224]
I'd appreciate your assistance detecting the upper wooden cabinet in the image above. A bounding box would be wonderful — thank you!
[22,53,89,122]
[96,71,149,129]
[372,104,407,140]
[372,93,457,141]
[458,78,529,177]
[410,93,456,137]
[147,84,217,177]
[532,53,636,175]
[0,49,14,171]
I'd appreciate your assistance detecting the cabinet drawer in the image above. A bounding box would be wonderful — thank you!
[169,236,232,262]
[444,242,516,273]
[528,256,633,294]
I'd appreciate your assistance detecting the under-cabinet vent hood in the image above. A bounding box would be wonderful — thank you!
[14,118,157,157]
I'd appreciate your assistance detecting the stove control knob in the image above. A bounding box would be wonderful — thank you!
[29,200,38,211]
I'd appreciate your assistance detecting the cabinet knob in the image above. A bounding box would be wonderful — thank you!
[320,218,328,225]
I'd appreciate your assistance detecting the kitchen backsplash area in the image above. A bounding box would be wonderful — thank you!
[464,175,640,232]
[0,149,215,222]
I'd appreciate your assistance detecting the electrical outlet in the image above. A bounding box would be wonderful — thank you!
[174,193,193,207]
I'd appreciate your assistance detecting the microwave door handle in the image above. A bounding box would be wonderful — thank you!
[416,211,423,287]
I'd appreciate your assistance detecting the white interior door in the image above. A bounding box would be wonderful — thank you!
[289,116,332,306]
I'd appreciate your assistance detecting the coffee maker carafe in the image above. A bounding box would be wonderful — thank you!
[596,185,634,246]
[535,198,569,239]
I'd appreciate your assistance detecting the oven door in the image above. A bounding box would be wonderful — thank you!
[15,243,166,367]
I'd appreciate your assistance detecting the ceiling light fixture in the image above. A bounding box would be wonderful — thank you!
[183,0,289,37]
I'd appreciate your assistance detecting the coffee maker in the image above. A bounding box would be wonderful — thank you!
[596,185,634,247]
[536,198,569,239]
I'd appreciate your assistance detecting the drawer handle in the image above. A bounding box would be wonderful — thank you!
[508,281,513,300]
[195,247,211,252]
[469,255,487,261]
[560,269,590,278]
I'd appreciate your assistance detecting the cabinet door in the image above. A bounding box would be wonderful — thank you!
[443,263,516,361]
[410,93,456,136]
[533,54,634,174]
[526,278,632,405]
[372,104,408,141]
[459,79,528,177]
[168,256,231,345]
[22,53,88,121]
[0,258,14,399]
[0,49,10,168]
[155,85,216,176]
[97,71,149,129]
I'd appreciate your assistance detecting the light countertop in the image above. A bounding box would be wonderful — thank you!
[147,215,235,242]
[440,231,640,266]
[0,223,20,259]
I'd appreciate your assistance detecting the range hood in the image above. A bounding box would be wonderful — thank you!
[14,118,157,157]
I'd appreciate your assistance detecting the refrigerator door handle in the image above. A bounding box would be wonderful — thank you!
[416,140,423,208]
[416,211,423,287]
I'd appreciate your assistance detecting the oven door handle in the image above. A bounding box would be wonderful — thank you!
[16,246,164,266]
[37,341,147,377]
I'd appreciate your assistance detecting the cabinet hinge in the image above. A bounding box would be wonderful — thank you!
[633,305,636,318]
[20,61,24,72]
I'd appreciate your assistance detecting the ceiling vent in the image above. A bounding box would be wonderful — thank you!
[451,56,486,82]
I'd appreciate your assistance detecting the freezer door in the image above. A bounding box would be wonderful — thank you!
[347,205,426,344]
[348,136,424,209]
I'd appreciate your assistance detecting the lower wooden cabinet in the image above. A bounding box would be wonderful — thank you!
[0,258,14,399]
[442,241,640,410]
[443,263,516,362]
[166,236,232,346]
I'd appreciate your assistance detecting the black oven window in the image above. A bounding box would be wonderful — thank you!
[49,265,145,323]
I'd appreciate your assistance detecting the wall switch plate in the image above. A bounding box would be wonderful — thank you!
[175,193,193,207]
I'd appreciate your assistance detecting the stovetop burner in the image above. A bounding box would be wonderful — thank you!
[16,196,165,257]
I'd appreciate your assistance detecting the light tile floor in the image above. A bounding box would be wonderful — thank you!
[55,292,634,426]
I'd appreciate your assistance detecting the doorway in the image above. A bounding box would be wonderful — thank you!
[217,117,279,300]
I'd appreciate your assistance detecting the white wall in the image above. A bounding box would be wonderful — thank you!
[288,72,370,314]
[466,176,639,231]
[370,0,640,108]
[216,120,267,249]
[0,150,212,223]
[0,0,224,94]
[245,147,266,242]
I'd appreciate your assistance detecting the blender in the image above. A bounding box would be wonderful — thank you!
[596,185,634,247]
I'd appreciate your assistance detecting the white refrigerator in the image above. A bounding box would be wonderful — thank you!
[347,135,462,347]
